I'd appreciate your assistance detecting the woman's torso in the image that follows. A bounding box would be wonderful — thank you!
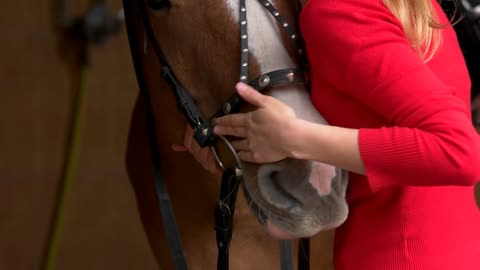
[301,0,480,269]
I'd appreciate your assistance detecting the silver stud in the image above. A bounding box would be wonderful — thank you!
[265,2,270,6]
[243,48,248,52]
[241,21,246,25]
[283,22,288,27]
[241,8,246,12]
[202,128,209,136]
[291,34,296,39]
[242,63,248,67]
[258,75,270,87]
[241,75,247,80]
[286,71,294,82]
[223,102,232,114]
[242,35,247,39]
[274,12,279,16]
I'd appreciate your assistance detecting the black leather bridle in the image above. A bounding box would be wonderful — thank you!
[123,0,310,269]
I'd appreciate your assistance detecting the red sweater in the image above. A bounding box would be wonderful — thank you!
[300,0,480,269]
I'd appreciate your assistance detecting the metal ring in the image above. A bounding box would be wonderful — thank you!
[210,135,243,177]
[210,146,225,171]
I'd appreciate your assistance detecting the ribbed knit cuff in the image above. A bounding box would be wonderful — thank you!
[358,127,431,192]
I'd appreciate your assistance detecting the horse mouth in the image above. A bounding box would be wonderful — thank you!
[240,163,350,238]
[242,183,307,239]
[241,179,302,238]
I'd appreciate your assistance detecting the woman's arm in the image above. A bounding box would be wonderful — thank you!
[213,83,366,174]
[290,120,365,175]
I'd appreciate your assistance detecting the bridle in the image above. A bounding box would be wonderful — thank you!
[123,0,310,269]
[143,0,307,149]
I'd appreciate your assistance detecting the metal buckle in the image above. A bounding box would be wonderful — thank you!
[210,135,243,177]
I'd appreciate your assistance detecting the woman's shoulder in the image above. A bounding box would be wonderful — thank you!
[304,0,386,10]
[301,0,404,45]
[302,0,401,28]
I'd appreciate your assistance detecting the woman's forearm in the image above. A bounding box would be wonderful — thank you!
[288,119,366,175]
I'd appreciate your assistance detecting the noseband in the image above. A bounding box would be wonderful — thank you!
[124,0,309,269]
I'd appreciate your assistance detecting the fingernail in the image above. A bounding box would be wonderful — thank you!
[236,82,247,92]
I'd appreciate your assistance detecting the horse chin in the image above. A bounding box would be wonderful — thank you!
[265,221,299,239]
[241,159,349,238]
[264,220,342,240]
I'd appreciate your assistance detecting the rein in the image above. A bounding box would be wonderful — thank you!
[123,0,310,269]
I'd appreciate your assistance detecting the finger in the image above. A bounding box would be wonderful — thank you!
[213,126,247,137]
[171,144,188,152]
[214,113,248,127]
[231,140,249,151]
[183,127,195,151]
[236,82,269,108]
[238,151,260,163]
[207,151,221,175]
[190,142,204,162]
[184,124,194,136]
[198,147,211,168]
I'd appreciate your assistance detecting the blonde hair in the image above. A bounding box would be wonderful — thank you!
[383,0,450,62]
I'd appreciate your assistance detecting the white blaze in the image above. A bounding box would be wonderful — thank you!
[226,0,339,206]
[225,0,294,73]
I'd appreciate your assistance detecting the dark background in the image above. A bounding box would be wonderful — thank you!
[0,0,158,269]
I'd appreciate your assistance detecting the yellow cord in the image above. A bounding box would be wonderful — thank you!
[42,64,89,270]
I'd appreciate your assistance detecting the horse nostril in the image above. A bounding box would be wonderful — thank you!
[258,166,299,209]
[269,171,289,196]
[269,170,279,180]
[269,171,291,196]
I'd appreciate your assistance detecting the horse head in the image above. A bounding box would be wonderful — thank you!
[130,0,348,239]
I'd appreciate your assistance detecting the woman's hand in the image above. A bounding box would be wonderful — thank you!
[171,124,222,176]
[213,82,298,163]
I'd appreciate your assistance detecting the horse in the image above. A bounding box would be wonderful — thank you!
[123,0,349,269]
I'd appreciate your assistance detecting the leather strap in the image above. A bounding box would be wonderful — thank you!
[140,4,216,147]
[123,1,189,269]
[214,169,242,270]
[211,69,305,119]
[298,238,310,270]
[145,97,189,270]
[280,240,294,270]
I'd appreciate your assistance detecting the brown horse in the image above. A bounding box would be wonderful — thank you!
[123,0,348,269]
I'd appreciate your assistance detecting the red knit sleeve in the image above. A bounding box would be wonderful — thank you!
[301,0,480,190]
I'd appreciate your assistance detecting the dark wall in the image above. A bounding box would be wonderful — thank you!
[0,0,157,269]
[454,10,480,97]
